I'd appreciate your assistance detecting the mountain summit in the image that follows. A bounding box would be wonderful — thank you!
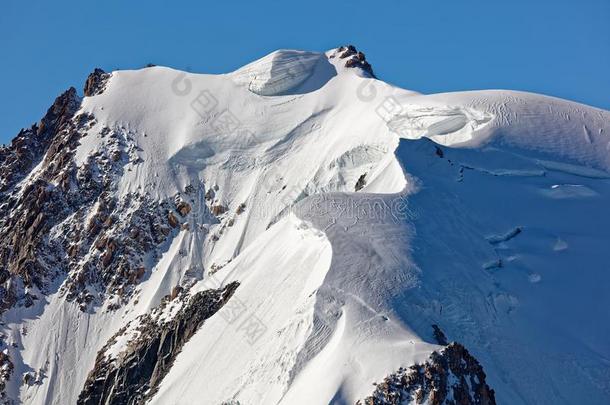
[0,47,609,405]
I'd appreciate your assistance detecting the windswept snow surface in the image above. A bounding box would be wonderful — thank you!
[3,48,610,405]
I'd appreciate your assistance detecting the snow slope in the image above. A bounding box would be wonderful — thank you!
[1,47,609,405]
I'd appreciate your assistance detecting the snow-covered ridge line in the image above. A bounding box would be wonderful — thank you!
[0,45,609,405]
[389,90,610,171]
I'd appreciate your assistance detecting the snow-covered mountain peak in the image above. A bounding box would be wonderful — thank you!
[0,47,609,405]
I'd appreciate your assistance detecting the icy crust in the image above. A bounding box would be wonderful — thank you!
[231,50,325,96]
[388,90,610,172]
[386,104,494,146]
[384,138,610,404]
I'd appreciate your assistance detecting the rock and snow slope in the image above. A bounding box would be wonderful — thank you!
[0,46,609,405]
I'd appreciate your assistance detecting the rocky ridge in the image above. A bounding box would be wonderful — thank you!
[0,69,208,402]
[77,282,239,405]
[331,45,376,77]
[358,343,496,405]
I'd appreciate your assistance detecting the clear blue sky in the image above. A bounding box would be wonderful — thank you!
[1,0,608,143]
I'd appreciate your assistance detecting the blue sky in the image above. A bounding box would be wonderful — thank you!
[1,0,608,143]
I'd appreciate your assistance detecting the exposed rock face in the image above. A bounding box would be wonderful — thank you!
[0,80,202,313]
[358,343,496,405]
[0,72,220,404]
[355,173,367,191]
[0,351,13,404]
[334,45,375,77]
[83,68,111,97]
[0,106,177,313]
[0,87,80,192]
[77,282,239,405]
[176,201,191,216]
[0,88,84,401]
[211,204,228,216]
[60,192,179,307]
[0,88,81,312]
[0,81,205,401]
[432,324,449,346]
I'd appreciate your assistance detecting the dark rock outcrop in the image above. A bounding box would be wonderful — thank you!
[77,282,239,405]
[0,87,80,192]
[0,88,84,400]
[335,45,375,77]
[176,201,191,216]
[211,204,228,216]
[358,343,496,405]
[432,324,449,345]
[339,45,358,59]
[355,173,367,191]
[83,68,111,97]
[0,88,82,312]
[0,351,13,403]
[0,83,182,314]
[61,192,178,308]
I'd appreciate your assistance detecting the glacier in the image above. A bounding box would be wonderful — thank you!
[0,46,609,405]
